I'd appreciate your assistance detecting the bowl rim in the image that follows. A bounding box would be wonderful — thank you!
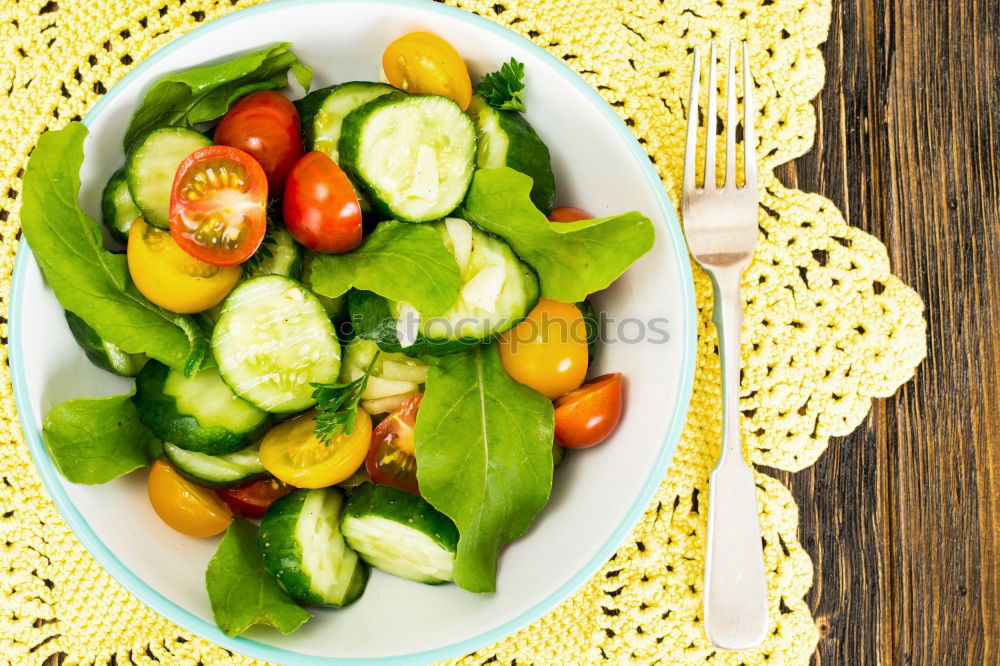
[8,0,697,663]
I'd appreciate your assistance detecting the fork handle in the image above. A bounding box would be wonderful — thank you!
[704,269,770,650]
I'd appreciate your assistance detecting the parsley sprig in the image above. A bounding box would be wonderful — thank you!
[475,58,526,112]
[311,351,380,443]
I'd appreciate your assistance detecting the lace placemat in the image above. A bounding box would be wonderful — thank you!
[0,0,925,663]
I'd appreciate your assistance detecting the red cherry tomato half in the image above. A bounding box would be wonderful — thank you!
[216,478,294,519]
[548,206,593,223]
[283,151,363,254]
[169,145,268,266]
[214,91,304,195]
[366,393,422,494]
[553,373,623,448]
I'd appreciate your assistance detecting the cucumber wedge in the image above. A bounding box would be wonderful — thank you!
[339,338,430,414]
[162,441,267,489]
[349,218,539,355]
[213,275,341,412]
[342,483,459,584]
[297,81,396,162]
[133,361,268,455]
[468,95,555,213]
[64,311,148,377]
[259,488,369,607]
[101,168,142,244]
[126,127,211,229]
[340,94,476,222]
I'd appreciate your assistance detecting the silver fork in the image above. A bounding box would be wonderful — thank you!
[682,42,769,650]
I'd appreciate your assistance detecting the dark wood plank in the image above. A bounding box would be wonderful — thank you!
[777,0,1000,663]
[881,0,1000,663]
[773,0,895,663]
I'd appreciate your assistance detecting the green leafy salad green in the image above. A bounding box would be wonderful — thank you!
[19,37,656,638]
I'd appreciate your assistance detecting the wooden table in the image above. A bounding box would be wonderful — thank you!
[770,1,999,662]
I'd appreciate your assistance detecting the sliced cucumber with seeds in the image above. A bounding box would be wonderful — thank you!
[243,226,304,280]
[162,441,267,489]
[259,487,369,607]
[340,94,476,222]
[133,361,268,455]
[101,168,142,244]
[65,310,148,377]
[213,275,341,412]
[468,95,555,213]
[349,219,538,356]
[297,81,396,162]
[126,127,211,229]
[342,483,459,584]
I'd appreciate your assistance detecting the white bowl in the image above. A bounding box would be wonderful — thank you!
[9,0,696,662]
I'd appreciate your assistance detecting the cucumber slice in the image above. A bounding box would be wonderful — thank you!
[133,361,269,455]
[125,127,211,229]
[468,95,556,213]
[349,218,539,355]
[244,226,304,280]
[297,81,396,162]
[340,94,476,222]
[259,488,369,607]
[101,168,141,244]
[64,310,148,377]
[162,441,267,489]
[341,483,459,584]
[213,275,342,412]
[300,252,347,319]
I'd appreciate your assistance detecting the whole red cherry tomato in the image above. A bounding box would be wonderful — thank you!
[283,151,363,254]
[214,91,303,195]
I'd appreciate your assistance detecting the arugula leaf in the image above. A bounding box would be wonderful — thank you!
[460,168,655,303]
[414,344,554,592]
[475,58,526,112]
[205,518,312,637]
[309,220,460,316]
[124,43,312,150]
[311,351,379,443]
[42,390,161,485]
[21,122,208,375]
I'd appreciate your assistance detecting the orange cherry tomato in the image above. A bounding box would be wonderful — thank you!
[366,393,421,495]
[554,373,624,448]
[382,32,473,110]
[214,91,304,195]
[548,207,593,223]
[498,298,589,399]
[216,477,294,519]
[283,151,363,254]
[169,145,268,266]
[147,460,232,537]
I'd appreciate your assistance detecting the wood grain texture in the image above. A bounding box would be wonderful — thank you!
[774,0,1000,663]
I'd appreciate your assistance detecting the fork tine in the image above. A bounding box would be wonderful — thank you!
[703,43,718,190]
[724,41,738,188]
[683,46,701,194]
[742,42,757,192]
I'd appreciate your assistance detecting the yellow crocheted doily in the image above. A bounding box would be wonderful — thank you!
[0,0,926,664]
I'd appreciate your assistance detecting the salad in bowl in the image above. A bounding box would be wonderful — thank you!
[19,25,661,644]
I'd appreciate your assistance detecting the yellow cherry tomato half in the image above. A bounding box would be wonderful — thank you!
[259,408,372,488]
[147,460,232,537]
[127,217,241,314]
[382,32,473,110]
[498,298,590,399]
